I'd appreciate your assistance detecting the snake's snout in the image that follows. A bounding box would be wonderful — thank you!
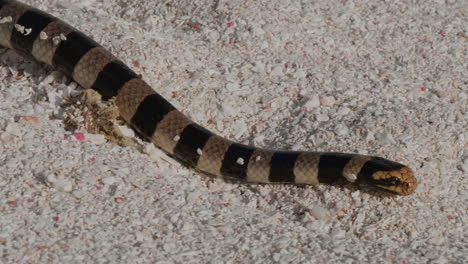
[373,166,417,195]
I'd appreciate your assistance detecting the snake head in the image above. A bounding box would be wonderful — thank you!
[358,157,417,195]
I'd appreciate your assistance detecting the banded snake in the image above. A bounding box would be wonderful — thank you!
[0,0,417,195]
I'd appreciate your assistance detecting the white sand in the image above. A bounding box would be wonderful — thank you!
[1,0,466,263]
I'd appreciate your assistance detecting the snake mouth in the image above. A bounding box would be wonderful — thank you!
[376,179,417,195]
[372,167,417,195]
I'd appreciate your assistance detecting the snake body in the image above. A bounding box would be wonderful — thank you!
[0,0,417,195]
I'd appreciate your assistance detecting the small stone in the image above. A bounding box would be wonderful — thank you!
[226,82,240,91]
[309,206,328,220]
[316,113,329,122]
[461,158,468,172]
[102,176,117,185]
[72,189,86,198]
[3,122,21,137]
[320,96,336,106]
[163,243,176,252]
[40,31,48,40]
[366,131,375,141]
[270,65,283,77]
[208,30,219,42]
[252,62,264,73]
[15,115,40,125]
[14,24,25,33]
[429,235,446,245]
[375,132,396,145]
[87,134,106,144]
[52,36,61,45]
[335,124,349,136]
[0,16,13,24]
[331,228,346,239]
[53,178,73,192]
[344,173,357,182]
[295,69,306,79]
[72,132,85,142]
[232,120,247,139]
[304,95,320,110]
[253,24,265,36]
[118,125,135,137]
[337,107,350,116]
[221,103,237,116]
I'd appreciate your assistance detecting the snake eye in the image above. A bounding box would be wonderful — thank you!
[389,176,400,186]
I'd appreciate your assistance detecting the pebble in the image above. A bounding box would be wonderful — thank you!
[337,106,350,116]
[53,178,73,192]
[331,228,346,239]
[261,40,270,49]
[366,131,375,141]
[335,124,349,136]
[232,120,247,139]
[221,103,236,116]
[344,173,357,182]
[72,189,87,198]
[226,82,240,91]
[320,96,336,106]
[304,95,320,110]
[102,176,117,185]
[295,69,306,79]
[252,62,265,73]
[270,65,284,77]
[86,133,106,144]
[4,122,21,136]
[429,235,446,245]
[163,243,176,252]
[208,30,219,42]
[309,206,328,220]
[461,158,468,173]
[252,24,265,36]
[118,125,135,137]
[375,132,396,145]
[316,113,330,122]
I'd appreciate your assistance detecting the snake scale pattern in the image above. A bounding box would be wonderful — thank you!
[0,0,417,195]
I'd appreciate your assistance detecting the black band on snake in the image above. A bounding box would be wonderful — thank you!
[0,0,417,195]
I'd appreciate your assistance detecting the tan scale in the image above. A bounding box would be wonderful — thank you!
[196,135,232,176]
[293,152,320,185]
[342,155,372,182]
[31,21,74,65]
[246,149,275,183]
[151,110,192,154]
[72,47,117,89]
[115,78,155,122]
[0,1,28,48]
